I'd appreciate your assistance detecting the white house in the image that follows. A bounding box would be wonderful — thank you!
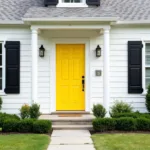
[0,0,149,115]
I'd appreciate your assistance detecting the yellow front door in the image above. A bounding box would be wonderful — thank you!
[56,44,85,111]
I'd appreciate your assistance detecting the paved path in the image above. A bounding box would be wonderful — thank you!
[47,130,95,150]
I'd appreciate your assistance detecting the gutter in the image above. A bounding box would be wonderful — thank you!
[22,17,119,22]
[112,20,150,25]
[0,20,24,25]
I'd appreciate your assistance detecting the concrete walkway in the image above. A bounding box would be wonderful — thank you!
[47,130,95,150]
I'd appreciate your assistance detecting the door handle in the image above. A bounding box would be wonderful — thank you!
[82,76,85,92]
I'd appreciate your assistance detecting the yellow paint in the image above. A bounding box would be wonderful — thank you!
[56,44,85,111]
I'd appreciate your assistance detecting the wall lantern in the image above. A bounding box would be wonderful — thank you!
[96,45,101,57]
[39,45,45,57]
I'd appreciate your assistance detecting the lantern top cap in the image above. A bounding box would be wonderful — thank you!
[40,45,45,51]
[96,45,101,49]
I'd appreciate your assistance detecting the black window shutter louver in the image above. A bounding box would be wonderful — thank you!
[44,0,58,6]
[128,41,143,94]
[86,0,100,6]
[4,41,20,94]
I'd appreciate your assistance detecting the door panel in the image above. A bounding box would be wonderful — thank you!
[56,44,85,110]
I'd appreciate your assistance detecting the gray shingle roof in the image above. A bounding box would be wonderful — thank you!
[1,0,150,21]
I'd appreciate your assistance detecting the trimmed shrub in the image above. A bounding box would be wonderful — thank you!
[112,112,150,119]
[30,103,41,119]
[146,85,150,113]
[17,119,34,133]
[20,104,30,119]
[110,101,133,117]
[0,97,2,110]
[115,117,136,131]
[2,119,18,132]
[136,118,150,131]
[0,113,20,127]
[33,120,52,133]
[92,104,106,118]
[93,118,116,132]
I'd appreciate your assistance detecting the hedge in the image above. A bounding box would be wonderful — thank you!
[2,119,52,133]
[112,112,150,119]
[93,118,116,132]
[0,113,20,127]
[93,117,150,132]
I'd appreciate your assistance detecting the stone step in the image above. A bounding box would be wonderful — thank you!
[52,125,93,130]
[51,111,90,115]
[52,120,92,125]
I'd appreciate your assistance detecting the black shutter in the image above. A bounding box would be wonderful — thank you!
[128,41,143,94]
[44,0,58,6]
[4,41,20,94]
[86,0,100,6]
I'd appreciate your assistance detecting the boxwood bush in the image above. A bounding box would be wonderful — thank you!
[2,119,19,132]
[92,104,106,118]
[17,119,34,133]
[93,118,116,132]
[0,113,20,127]
[115,117,137,131]
[136,117,150,131]
[33,120,52,133]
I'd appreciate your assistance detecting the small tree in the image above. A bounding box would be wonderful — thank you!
[146,85,150,112]
[30,103,41,119]
[0,97,2,110]
[20,104,30,119]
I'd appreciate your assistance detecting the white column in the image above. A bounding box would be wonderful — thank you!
[31,29,38,104]
[103,28,110,117]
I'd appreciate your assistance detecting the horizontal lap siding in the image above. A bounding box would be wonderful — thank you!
[110,26,150,112]
[0,27,32,114]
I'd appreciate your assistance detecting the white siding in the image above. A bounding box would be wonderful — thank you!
[0,26,32,114]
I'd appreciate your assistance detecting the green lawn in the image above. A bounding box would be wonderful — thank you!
[92,133,150,150]
[0,134,50,150]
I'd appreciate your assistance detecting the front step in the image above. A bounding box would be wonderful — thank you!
[40,114,94,130]
[51,111,90,115]
[53,125,93,130]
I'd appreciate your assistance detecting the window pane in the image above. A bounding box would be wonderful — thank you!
[146,55,150,65]
[0,79,2,90]
[146,43,150,55]
[63,0,71,2]
[0,55,2,66]
[0,69,2,78]
[74,0,81,3]
[0,43,2,54]
[146,68,150,77]
[146,78,150,88]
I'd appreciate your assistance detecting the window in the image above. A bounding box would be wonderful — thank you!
[145,43,150,89]
[57,0,88,7]
[0,43,4,91]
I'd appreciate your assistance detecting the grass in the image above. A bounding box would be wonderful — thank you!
[92,133,150,150]
[0,134,50,150]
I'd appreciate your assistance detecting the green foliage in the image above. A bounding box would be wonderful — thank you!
[0,113,20,127]
[93,118,116,132]
[115,117,137,131]
[146,85,150,112]
[30,103,41,119]
[92,104,106,118]
[110,101,133,117]
[20,104,30,119]
[112,112,150,119]
[0,97,2,110]
[2,119,18,132]
[136,118,150,131]
[17,119,34,133]
[33,120,52,133]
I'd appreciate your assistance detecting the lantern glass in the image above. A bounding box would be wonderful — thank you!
[39,45,45,57]
[96,45,101,57]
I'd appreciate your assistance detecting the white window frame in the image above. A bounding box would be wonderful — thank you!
[0,41,6,95]
[57,0,88,7]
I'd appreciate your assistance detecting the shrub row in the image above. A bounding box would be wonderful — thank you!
[93,117,150,132]
[112,112,150,119]
[2,119,52,133]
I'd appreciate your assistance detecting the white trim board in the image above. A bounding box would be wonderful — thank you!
[50,38,90,113]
